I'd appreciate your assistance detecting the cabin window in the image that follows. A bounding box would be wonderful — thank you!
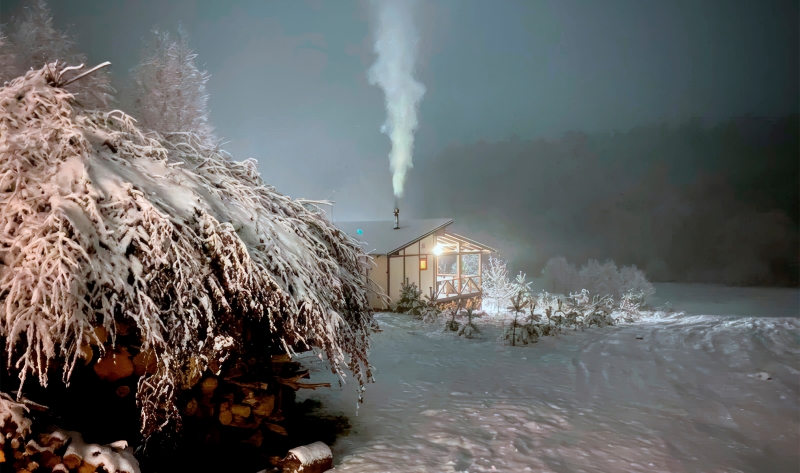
[419,255,428,270]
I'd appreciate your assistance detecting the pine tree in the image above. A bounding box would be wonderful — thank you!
[130,26,216,148]
[395,279,424,316]
[6,0,113,109]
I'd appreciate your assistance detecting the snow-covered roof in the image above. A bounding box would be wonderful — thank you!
[335,218,453,255]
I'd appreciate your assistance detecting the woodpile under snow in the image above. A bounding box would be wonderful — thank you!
[0,63,376,468]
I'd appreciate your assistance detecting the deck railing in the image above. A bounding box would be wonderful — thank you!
[435,275,482,300]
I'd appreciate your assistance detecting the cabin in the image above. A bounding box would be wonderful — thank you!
[335,217,496,309]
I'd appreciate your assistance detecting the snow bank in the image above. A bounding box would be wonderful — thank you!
[0,64,376,437]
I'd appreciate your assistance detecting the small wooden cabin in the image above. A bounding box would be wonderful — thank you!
[335,218,496,309]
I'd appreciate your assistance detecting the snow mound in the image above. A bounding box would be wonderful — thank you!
[0,64,376,437]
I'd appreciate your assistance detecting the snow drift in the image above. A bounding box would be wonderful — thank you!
[0,64,376,437]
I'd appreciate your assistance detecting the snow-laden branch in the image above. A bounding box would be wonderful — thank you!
[0,64,376,438]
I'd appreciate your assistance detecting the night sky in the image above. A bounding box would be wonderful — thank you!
[2,0,797,284]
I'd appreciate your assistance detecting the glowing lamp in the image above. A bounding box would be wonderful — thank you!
[432,244,444,256]
[419,255,427,270]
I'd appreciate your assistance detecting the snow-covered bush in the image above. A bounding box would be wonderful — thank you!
[2,0,113,108]
[618,265,656,299]
[0,64,375,438]
[457,299,483,339]
[443,301,462,332]
[618,290,647,322]
[420,292,442,323]
[129,26,215,148]
[501,287,628,346]
[542,256,655,300]
[541,256,580,295]
[395,279,425,316]
[481,257,515,314]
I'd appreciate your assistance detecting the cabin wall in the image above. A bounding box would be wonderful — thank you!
[388,255,404,303]
[367,255,389,310]
[418,234,436,299]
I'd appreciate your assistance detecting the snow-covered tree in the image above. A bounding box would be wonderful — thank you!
[481,257,515,314]
[0,31,19,84]
[618,264,656,298]
[541,256,579,294]
[461,254,479,275]
[130,26,216,147]
[5,0,113,109]
[0,64,375,439]
[579,259,620,299]
[542,255,656,300]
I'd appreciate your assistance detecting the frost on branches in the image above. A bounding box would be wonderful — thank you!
[130,27,216,148]
[542,256,655,300]
[0,64,376,438]
[1,0,113,109]
[481,257,515,314]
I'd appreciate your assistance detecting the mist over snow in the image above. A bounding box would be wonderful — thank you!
[408,116,799,287]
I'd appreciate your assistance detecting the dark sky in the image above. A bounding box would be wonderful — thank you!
[1,0,796,219]
[1,0,798,286]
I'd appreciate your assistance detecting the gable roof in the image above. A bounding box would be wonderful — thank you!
[335,218,453,255]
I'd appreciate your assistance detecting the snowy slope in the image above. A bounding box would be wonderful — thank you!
[300,306,799,472]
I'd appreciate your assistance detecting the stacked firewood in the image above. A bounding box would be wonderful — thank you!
[0,395,140,473]
[177,353,331,449]
[0,348,333,472]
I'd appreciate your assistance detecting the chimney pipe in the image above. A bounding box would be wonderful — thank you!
[393,207,399,229]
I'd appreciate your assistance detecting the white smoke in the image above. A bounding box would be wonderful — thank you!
[367,0,426,198]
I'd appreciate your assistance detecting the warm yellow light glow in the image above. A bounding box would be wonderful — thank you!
[432,244,444,256]
[419,256,427,270]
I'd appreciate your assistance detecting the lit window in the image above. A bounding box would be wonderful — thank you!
[419,255,428,270]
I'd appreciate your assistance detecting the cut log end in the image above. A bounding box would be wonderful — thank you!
[278,441,333,473]
[94,348,134,382]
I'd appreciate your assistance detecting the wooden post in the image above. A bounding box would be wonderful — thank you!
[478,252,483,294]
[456,241,461,295]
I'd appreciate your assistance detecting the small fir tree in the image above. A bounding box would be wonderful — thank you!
[457,298,482,339]
[420,287,442,323]
[444,300,462,331]
[395,279,424,316]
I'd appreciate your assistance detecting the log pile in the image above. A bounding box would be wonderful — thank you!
[0,395,140,473]
[175,353,331,449]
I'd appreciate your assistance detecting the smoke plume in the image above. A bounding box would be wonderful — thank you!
[367,0,426,198]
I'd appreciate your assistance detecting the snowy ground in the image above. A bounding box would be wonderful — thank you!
[298,284,799,473]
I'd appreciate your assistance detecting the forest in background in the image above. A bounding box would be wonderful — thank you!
[409,115,799,287]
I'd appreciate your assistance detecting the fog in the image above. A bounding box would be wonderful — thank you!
[409,116,799,286]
